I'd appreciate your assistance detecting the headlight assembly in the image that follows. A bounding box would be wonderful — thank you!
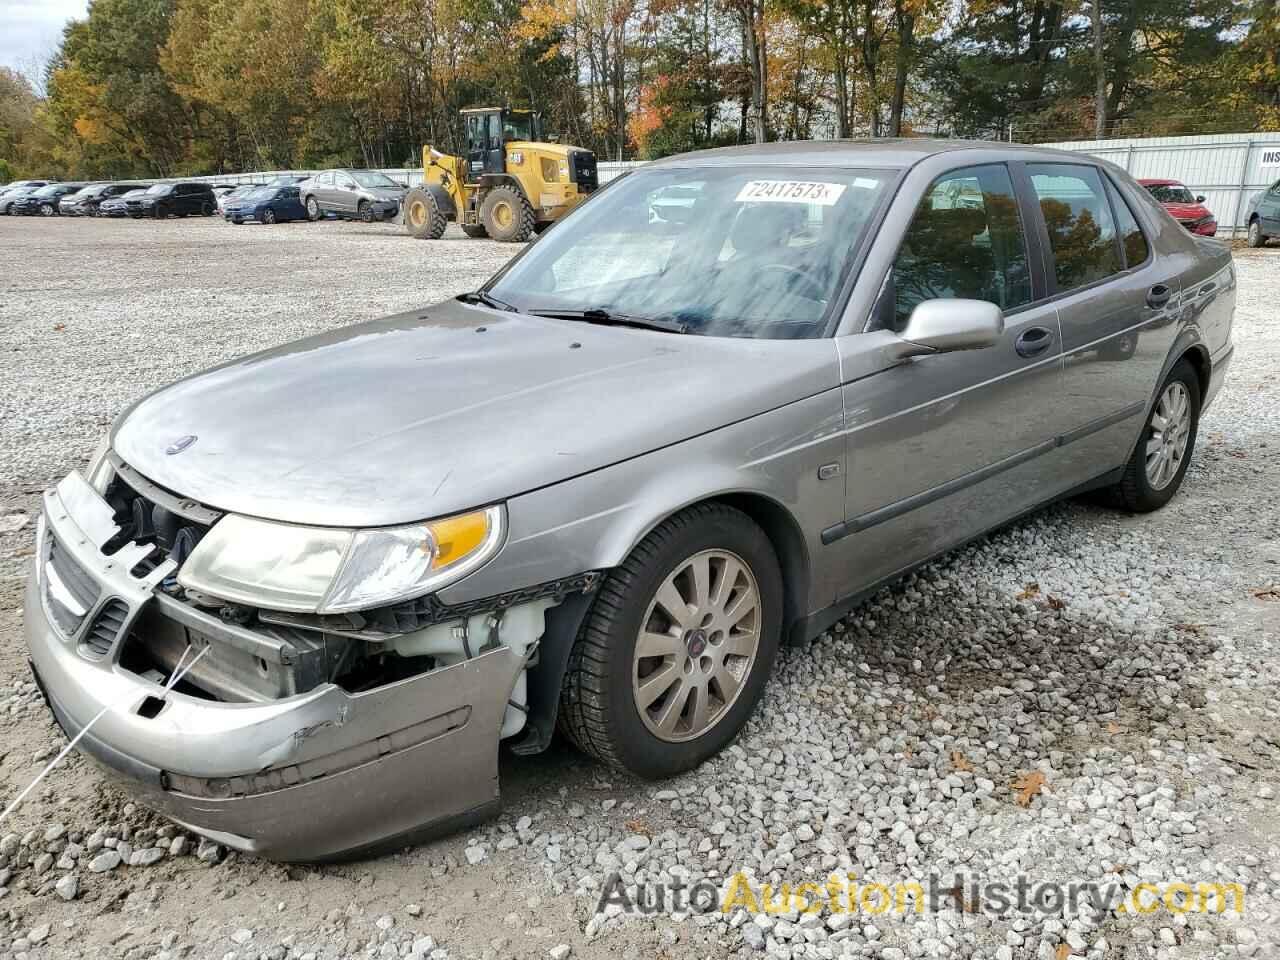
[177,506,505,614]
[84,433,114,493]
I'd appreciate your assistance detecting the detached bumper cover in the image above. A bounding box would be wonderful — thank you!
[24,472,516,861]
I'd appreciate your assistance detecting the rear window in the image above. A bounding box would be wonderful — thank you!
[1105,178,1150,269]
[1027,164,1123,293]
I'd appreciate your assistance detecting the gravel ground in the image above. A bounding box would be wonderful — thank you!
[0,216,1276,960]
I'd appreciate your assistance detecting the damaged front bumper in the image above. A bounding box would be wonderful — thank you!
[24,472,527,861]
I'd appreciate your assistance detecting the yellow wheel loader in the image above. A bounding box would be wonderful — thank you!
[403,107,599,242]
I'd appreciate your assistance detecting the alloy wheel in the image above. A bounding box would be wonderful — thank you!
[631,549,761,743]
[1145,381,1191,490]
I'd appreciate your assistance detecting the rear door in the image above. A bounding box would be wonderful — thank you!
[1026,162,1180,474]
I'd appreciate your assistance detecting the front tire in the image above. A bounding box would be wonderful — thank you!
[358,200,375,223]
[262,208,276,225]
[40,203,54,217]
[480,185,535,242]
[403,188,447,239]
[1247,218,1265,248]
[1113,359,1200,512]
[559,503,782,779]
[305,196,321,221]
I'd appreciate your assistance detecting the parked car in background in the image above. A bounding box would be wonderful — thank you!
[0,179,53,199]
[0,186,41,214]
[1139,179,1217,236]
[216,185,258,215]
[60,183,145,217]
[24,140,1235,861]
[225,184,308,224]
[1245,178,1280,248]
[300,169,406,222]
[101,188,149,218]
[210,184,238,205]
[269,175,310,185]
[135,181,217,219]
[11,182,87,216]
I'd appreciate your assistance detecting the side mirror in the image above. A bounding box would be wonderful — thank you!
[1195,195,1206,203]
[893,299,1004,359]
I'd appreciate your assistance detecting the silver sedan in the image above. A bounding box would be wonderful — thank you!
[26,140,1234,860]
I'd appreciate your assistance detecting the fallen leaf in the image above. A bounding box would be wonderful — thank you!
[1057,944,1071,960]
[1046,595,1066,610]
[1106,722,1122,735]
[1253,586,1280,602]
[1016,582,1041,601]
[624,818,650,836]
[52,323,65,332]
[1012,770,1047,807]
[951,751,973,772]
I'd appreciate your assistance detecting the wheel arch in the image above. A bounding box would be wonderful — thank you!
[510,488,812,757]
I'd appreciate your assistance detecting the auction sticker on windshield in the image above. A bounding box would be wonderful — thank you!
[735,180,848,205]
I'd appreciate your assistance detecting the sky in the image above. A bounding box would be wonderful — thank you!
[0,0,88,78]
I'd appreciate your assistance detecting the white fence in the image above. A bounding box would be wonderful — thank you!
[185,160,645,189]
[1038,132,1280,238]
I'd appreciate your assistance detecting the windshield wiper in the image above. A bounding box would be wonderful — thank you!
[528,308,689,334]
[457,290,516,311]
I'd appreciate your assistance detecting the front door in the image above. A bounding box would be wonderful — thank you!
[1262,182,1280,234]
[833,162,1067,594]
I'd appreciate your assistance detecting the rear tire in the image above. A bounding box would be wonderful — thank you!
[1247,218,1265,248]
[403,189,448,240]
[461,224,488,239]
[480,185,535,242]
[559,503,782,779]
[1112,359,1200,513]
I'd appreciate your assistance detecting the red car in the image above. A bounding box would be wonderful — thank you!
[1139,178,1217,236]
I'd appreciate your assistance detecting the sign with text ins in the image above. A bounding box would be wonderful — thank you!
[1261,148,1280,168]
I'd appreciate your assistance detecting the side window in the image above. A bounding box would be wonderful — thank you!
[1027,163,1123,292]
[1105,176,1150,268]
[318,172,333,186]
[488,113,502,148]
[891,164,1031,330]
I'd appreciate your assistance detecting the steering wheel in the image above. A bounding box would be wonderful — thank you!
[756,263,828,302]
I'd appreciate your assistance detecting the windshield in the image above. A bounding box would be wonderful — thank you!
[245,187,275,200]
[34,185,66,197]
[504,112,536,141]
[349,170,397,188]
[486,166,894,339]
[1145,183,1195,204]
[146,184,171,195]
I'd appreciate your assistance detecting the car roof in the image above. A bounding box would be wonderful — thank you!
[1137,178,1181,186]
[645,138,1111,171]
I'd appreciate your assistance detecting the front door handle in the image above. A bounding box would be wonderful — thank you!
[1147,284,1173,308]
[1014,326,1054,359]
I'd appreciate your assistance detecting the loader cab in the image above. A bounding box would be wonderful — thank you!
[462,108,544,179]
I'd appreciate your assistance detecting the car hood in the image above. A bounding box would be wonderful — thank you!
[1161,200,1212,221]
[112,299,839,527]
[362,187,406,201]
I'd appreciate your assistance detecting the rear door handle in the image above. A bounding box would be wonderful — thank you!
[1014,326,1054,359]
[1147,284,1173,308]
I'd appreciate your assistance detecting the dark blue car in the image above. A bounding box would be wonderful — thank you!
[224,185,307,224]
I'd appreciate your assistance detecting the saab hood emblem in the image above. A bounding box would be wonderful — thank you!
[166,435,198,455]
